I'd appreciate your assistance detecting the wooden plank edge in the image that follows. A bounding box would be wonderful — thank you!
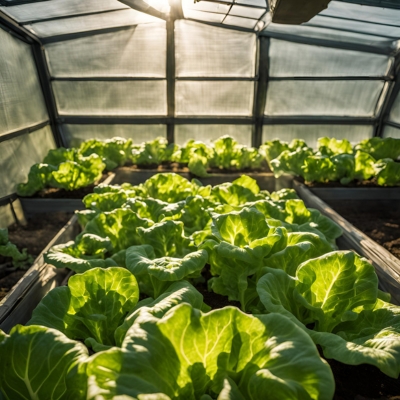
[0,214,79,322]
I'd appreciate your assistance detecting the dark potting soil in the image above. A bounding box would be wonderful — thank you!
[324,353,400,400]
[299,177,382,188]
[0,212,72,300]
[31,172,112,199]
[330,200,400,260]
[118,164,270,175]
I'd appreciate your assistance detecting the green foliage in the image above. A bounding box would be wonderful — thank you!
[0,228,32,268]
[79,137,132,170]
[29,267,139,348]
[87,304,334,400]
[131,137,177,165]
[355,137,400,161]
[126,245,207,297]
[0,325,88,400]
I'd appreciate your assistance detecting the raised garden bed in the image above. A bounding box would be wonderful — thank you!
[294,180,400,304]
[18,173,115,214]
[0,213,79,332]
[113,166,279,191]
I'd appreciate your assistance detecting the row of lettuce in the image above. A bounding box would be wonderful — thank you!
[17,136,265,196]
[1,174,400,399]
[265,136,400,186]
[17,135,400,197]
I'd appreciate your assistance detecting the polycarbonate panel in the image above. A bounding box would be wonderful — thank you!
[388,92,400,125]
[182,10,225,23]
[229,5,265,18]
[0,0,128,23]
[0,28,48,136]
[269,40,391,77]
[181,0,229,14]
[53,81,167,116]
[321,1,400,26]
[0,126,55,197]
[26,9,160,38]
[308,15,400,39]
[383,125,400,139]
[45,23,166,78]
[223,16,258,29]
[263,23,393,48]
[265,81,384,117]
[175,21,256,77]
[175,125,252,147]
[236,0,267,6]
[61,124,166,147]
[176,81,254,116]
[262,125,374,148]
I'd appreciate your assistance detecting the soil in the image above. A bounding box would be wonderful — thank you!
[117,164,271,175]
[30,172,112,199]
[323,351,400,399]
[298,177,383,188]
[330,200,400,260]
[0,212,72,300]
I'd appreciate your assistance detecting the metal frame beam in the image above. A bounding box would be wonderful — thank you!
[376,55,400,136]
[263,116,378,124]
[0,121,50,144]
[0,11,62,147]
[57,116,254,125]
[259,30,395,56]
[252,36,269,147]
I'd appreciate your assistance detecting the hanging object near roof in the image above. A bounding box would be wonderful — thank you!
[269,0,332,24]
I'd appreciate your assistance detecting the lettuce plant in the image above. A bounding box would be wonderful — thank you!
[114,281,208,346]
[0,228,32,268]
[257,251,400,378]
[17,148,105,196]
[126,244,208,298]
[202,207,287,310]
[79,137,132,170]
[317,137,352,156]
[0,325,88,400]
[131,137,178,166]
[87,304,335,400]
[375,158,400,186]
[355,137,400,161]
[28,267,139,349]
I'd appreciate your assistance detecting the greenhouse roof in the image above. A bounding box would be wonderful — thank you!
[0,0,399,206]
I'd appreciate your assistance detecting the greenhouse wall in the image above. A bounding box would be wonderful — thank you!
[0,25,55,210]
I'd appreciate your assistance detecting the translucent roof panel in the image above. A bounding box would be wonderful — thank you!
[0,0,128,23]
[223,16,258,29]
[0,27,48,136]
[307,15,400,39]
[320,1,400,26]
[388,92,400,125]
[383,125,400,139]
[175,124,252,146]
[53,81,167,116]
[0,126,55,197]
[262,124,373,148]
[265,80,384,117]
[269,40,392,77]
[175,21,256,78]
[181,0,267,30]
[263,23,396,51]
[61,124,166,147]
[45,22,166,78]
[175,81,254,116]
[25,9,160,38]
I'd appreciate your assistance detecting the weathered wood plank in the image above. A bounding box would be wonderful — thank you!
[0,215,79,329]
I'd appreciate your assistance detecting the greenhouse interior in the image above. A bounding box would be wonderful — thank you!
[0,0,400,398]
